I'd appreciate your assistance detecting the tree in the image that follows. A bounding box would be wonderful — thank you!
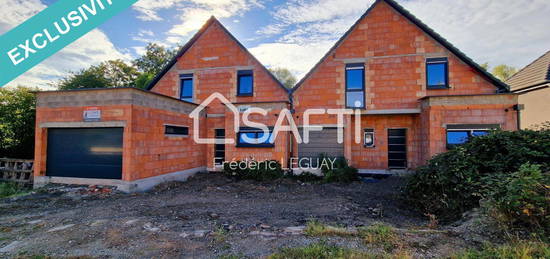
[133,43,177,75]
[0,87,36,158]
[135,72,155,89]
[480,62,489,71]
[492,64,517,81]
[57,60,138,90]
[269,67,297,89]
[102,59,139,87]
[57,65,111,90]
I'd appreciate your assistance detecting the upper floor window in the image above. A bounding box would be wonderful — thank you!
[346,63,365,108]
[237,70,253,96]
[236,127,274,147]
[426,57,449,89]
[446,124,498,149]
[180,74,193,102]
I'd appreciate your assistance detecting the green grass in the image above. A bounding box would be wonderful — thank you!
[304,221,356,237]
[268,242,412,259]
[450,241,550,259]
[304,221,403,253]
[359,223,400,252]
[0,181,29,198]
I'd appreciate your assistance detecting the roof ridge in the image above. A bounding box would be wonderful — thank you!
[292,0,509,93]
[506,50,550,83]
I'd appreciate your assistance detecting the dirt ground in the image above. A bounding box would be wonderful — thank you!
[0,173,484,258]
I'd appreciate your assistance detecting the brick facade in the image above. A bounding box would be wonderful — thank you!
[292,0,518,170]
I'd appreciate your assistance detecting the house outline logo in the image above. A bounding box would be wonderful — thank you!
[189,92,240,144]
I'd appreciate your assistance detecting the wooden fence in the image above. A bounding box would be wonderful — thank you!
[0,158,34,184]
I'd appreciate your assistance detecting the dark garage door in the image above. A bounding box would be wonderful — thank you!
[46,128,123,179]
[298,128,344,160]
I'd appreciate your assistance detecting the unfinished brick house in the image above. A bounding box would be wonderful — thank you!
[33,0,518,191]
[292,0,518,173]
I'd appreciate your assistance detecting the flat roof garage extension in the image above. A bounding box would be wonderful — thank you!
[34,88,206,192]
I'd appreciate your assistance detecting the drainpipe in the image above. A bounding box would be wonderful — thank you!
[513,104,524,130]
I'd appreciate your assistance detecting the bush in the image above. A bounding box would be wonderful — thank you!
[405,128,550,222]
[222,160,284,181]
[484,163,550,238]
[321,157,359,183]
[287,171,323,182]
[0,181,28,198]
[0,87,36,159]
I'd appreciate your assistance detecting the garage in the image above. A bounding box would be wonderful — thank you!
[46,128,123,179]
[298,128,344,161]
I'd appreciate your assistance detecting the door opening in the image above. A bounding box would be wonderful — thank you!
[387,128,407,169]
[214,129,225,166]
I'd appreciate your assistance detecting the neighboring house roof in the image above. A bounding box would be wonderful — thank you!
[506,51,550,91]
[146,17,288,93]
[292,0,509,93]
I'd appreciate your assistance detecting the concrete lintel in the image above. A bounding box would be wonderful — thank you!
[34,166,206,193]
[361,109,421,115]
[40,121,126,128]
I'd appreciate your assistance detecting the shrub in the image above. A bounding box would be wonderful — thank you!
[484,163,550,238]
[287,171,323,182]
[0,181,27,198]
[405,128,550,221]
[321,157,359,183]
[222,160,284,181]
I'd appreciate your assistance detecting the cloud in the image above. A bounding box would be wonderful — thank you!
[252,0,550,79]
[273,0,372,24]
[399,0,550,69]
[250,42,334,79]
[0,0,130,89]
[133,0,263,46]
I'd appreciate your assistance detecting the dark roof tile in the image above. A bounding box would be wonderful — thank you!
[506,51,550,91]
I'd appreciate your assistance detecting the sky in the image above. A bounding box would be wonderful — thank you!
[1,0,549,89]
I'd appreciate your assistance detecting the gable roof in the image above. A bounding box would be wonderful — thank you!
[291,0,509,93]
[146,17,289,93]
[506,50,550,91]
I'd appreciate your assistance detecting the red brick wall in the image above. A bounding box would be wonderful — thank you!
[294,1,499,119]
[34,105,133,180]
[421,99,518,160]
[150,21,288,110]
[127,105,205,181]
[149,20,290,165]
[350,114,421,169]
[292,1,516,169]
[34,104,206,181]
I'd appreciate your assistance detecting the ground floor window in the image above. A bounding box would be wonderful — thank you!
[446,124,499,148]
[364,128,375,147]
[236,127,274,147]
[165,125,189,136]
